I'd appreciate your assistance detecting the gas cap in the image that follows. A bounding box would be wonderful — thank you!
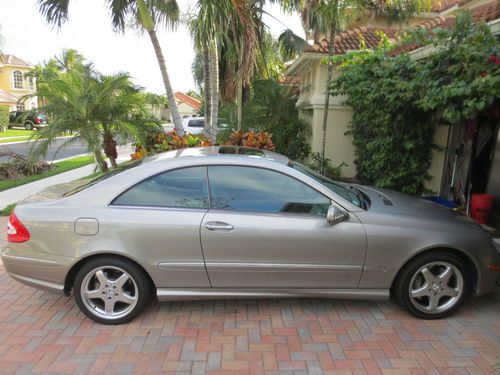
[74,218,99,236]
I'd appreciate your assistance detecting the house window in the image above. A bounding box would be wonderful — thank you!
[29,77,34,90]
[16,103,25,112]
[13,71,23,89]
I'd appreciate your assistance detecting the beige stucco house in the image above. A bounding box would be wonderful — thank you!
[0,54,37,111]
[285,0,500,195]
[164,92,202,122]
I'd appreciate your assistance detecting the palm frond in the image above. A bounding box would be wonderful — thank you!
[37,0,70,28]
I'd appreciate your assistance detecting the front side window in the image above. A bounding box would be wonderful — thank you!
[13,71,23,89]
[112,166,209,209]
[208,166,330,216]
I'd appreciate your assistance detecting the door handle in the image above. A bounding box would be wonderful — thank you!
[204,221,234,231]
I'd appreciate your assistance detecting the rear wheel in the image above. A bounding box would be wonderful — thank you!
[24,121,34,130]
[74,257,151,324]
[393,252,471,319]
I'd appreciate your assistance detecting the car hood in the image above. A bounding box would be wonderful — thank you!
[355,185,478,226]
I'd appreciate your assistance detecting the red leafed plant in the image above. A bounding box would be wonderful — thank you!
[225,131,275,150]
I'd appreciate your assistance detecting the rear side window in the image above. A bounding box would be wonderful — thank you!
[207,166,330,216]
[112,166,209,209]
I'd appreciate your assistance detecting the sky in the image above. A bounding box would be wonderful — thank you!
[0,0,305,94]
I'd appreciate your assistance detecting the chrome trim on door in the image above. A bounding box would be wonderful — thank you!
[206,262,363,272]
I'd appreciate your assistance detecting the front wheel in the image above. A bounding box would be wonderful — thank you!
[74,257,151,324]
[393,252,471,319]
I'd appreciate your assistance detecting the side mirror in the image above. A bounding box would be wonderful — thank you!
[326,204,348,224]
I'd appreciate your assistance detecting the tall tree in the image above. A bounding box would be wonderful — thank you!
[36,0,185,135]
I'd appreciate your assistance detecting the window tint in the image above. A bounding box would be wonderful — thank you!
[188,119,204,128]
[113,167,209,209]
[208,166,330,216]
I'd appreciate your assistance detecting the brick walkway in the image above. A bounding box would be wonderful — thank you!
[0,216,499,374]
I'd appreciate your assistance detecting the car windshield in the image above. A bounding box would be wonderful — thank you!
[63,159,143,197]
[290,161,362,208]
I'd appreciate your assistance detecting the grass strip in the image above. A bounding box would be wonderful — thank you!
[0,155,95,192]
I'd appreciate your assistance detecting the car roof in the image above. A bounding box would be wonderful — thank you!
[145,146,289,165]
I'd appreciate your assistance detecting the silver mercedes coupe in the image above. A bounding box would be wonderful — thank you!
[2,146,499,324]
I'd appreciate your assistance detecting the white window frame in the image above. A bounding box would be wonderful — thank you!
[13,71,24,90]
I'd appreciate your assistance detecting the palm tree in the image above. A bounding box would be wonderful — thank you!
[31,66,159,172]
[36,0,185,135]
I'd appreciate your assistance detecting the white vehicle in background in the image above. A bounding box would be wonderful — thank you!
[182,117,205,135]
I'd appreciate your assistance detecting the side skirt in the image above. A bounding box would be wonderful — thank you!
[156,288,390,302]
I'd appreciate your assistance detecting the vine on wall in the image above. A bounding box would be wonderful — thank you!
[330,13,500,195]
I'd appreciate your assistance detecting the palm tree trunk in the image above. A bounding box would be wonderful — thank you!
[103,131,118,168]
[208,38,219,143]
[146,29,184,135]
[320,29,336,173]
[236,77,243,131]
[94,150,108,173]
[203,43,211,133]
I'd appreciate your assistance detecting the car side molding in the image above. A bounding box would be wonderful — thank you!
[156,288,390,301]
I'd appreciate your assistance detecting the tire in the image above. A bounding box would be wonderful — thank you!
[393,251,471,319]
[74,257,151,324]
[24,122,34,130]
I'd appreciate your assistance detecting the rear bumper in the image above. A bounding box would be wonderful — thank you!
[1,250,68,294]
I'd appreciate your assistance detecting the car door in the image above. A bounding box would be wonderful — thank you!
[201,165,367,289]
[109,166,211,288]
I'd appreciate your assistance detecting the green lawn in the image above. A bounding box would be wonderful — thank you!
[0,203,16,216]
[0,129,36,138]
[0,155,95,192]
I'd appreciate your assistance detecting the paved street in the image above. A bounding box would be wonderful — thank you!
[0,217,499,374]
[0,137,87,163]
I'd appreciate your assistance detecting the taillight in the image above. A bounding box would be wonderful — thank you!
[7,212,30,243]
[35,117,41,124]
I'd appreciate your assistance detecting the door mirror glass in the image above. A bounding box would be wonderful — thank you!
[326,204,348,224]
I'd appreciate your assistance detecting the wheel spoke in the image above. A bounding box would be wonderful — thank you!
[104,298,115,314]
[85,289,104,300]
[428,294,440,310]
[117,292,137,305]
[421,267,436,284]
[442,286,459,297]
[114,273,130,288]
[438,266,453,284]
[95,270,109,287]
[411,285,430,298]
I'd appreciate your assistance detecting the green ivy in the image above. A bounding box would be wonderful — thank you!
[330,12,499,195]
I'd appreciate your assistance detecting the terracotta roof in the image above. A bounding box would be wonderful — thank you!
[174,92,201,111]
[392,0,500,54]
[304,27,400,55]
[0,89,18,104]
[303,0,499,56]
[0,54,33,67]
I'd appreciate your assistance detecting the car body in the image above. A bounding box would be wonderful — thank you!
[2,146,499,324]
[8,110,49,130]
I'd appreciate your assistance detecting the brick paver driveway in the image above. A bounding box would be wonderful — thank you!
[0,217,499,374]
